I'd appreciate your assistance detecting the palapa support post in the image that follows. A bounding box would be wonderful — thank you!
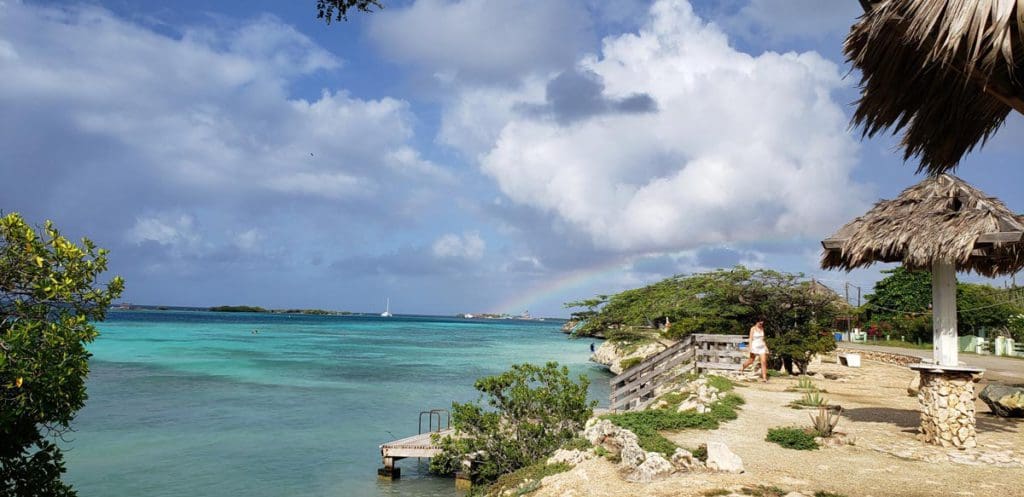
[931,260,958,367]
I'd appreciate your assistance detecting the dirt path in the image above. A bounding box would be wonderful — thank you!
[535,358,1024,497]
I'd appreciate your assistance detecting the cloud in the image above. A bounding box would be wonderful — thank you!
[127,214,201,249]
[517,68,657,124]
[443,0,869,254]
[0,2,454,270]
[432,231,486,260]
[366,0,594,82]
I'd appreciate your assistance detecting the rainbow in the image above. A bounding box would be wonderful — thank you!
[494,258,633,315]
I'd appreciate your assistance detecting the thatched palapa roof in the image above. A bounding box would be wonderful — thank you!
[821,174,1024,277]
[846,0,1024,174]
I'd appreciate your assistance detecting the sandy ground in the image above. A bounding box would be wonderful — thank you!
[534,358,1024,497]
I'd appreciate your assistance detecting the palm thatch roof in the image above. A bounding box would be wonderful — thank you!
[821,174,1024,276]
[846,0,1024,174]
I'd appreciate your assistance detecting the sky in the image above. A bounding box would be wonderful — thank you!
[2,0,1022,317]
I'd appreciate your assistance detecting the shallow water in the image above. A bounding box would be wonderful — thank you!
[62,311,610,497]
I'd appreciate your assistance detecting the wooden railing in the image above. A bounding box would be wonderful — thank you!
[608,334,747,412]
[693,334,747,370]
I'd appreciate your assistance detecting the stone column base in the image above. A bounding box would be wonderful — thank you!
[916,369,978,448]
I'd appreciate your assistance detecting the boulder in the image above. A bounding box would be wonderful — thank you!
[670,448,704,471]
[705,441,744,473]
[547,449,594,466]
[624,452,675,483]
[908,374,920,396]
[979,384,1024,418]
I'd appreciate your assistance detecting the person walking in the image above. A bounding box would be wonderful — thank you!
[740,317,769,382]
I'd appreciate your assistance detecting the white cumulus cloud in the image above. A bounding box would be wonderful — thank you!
[432,232,486,260]
[442,0,869,254]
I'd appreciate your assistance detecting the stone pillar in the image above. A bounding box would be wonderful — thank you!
[931,260,958,367]
[917,370,976,448]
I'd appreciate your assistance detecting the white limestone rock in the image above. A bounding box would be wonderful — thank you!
[705,441,744,473]
[623,452,675,482]
[547,449,594,466]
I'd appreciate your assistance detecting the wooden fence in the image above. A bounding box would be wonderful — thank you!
[608,334,746,412]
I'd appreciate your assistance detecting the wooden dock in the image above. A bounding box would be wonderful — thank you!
[378,428,453,479]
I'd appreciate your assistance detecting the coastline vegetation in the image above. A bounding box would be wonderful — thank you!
[566,266,843,374]
[603,392,744,456]
[0,213,124,495]
[430,362,594,485]
[209,305,269,313]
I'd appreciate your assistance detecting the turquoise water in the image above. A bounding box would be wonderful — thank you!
[62,311,610,497]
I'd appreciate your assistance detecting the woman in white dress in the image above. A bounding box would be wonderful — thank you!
[740,317,769,382]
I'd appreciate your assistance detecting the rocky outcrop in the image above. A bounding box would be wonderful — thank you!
[547,449,595,466]
[583,419,706,482]
[590,340,668,375]
[582,418,744,483]
[979,384,1024,418]
[705,441,744,473]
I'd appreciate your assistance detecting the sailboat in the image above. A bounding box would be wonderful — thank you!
[380,297,393,317]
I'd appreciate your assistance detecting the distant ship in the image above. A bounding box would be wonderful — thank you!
[381,297,393,318]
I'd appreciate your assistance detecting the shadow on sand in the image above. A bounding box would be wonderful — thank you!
[842,406,1022,434]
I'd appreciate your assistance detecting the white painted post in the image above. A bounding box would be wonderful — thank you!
[932,261,958,366]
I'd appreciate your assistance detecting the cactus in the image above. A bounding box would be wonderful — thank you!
[809,405,842,437]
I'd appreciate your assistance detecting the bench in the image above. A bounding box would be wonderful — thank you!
[838,353,861,368]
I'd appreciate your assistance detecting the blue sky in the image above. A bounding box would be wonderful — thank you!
[2,0,1022,317]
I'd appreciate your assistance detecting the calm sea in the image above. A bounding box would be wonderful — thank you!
[61,311,610,497]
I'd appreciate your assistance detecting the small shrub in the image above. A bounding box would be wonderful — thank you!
[560,437,592,451]
[809,406,842,437]
[619,357,643,371]
[657,391,688,409]
[484,461,573,497]
[766,427,818,450]
[790,391,828,408]
[690,445,707,462]
[705,374,735,392]
[604,393,744,455]
[813,492,848,497]
[745,486,787,497]
[593,446,609,458]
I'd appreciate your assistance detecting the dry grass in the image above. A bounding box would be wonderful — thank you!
[846,0,1024,173]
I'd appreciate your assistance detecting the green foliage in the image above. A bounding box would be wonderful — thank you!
[957,284,1022,334]
[481,461,572,497]
[794,377,819,391]
[791,392,828,408]
[765,427,819,450]
[705,374,735,392]
[316,0,382,23]
[603,393,743,455]
[566,267,843,367]
[864,267,932,317]
[619,357,642,371]
[813,492,848,497]
[1,213,124,496]
[209,305,268,313]
[430,362,594,484]
[864,268,1023,339]
[559,437,592,451]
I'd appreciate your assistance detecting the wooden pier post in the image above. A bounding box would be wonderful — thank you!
[377,457,401,480]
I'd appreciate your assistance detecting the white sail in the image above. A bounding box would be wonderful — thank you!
[381,297,393,317]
